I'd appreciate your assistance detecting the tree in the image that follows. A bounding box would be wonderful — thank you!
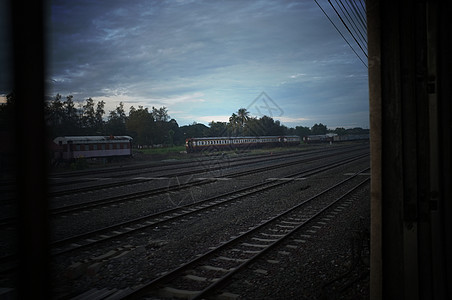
[175,123,209,145]
[126,106,154,145]
[62,95,80,135]
[311,123,328,135]
[105,102,127,135]
[334,127,347,136]
[228,113,240,136]
[45,94,64,135]
[243,117,263,136]
[295,126,311,138]
[208,121,228,137]
[151,106,170,122]
[236,108,250,128]
[95,100,105,134]
[81,98,96,134]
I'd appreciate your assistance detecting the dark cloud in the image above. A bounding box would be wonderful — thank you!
[44,0,369,128]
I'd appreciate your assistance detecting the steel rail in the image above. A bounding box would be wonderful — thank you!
[119,171,370,299]
[50,153,369,257]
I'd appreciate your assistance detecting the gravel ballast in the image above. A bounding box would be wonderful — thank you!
[48,146,370,299]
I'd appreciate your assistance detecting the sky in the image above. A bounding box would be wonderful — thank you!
[1,0,369,129]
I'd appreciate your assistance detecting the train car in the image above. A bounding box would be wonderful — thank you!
[53,135,133,161]
[332,133,370,142]
[303,134,334,144]
[185,135,300,153]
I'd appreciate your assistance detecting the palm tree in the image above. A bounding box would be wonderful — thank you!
[228,113,239,136]
[236,108,250,128]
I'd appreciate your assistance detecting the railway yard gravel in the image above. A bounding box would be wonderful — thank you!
[50,150,370,299]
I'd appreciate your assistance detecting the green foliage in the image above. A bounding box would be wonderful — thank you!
[311,123,328,135]
[105,102,127,135]
[294,125,311,138]
[208,121,228,137]
[42,93,368,149]
[126,106,154,145]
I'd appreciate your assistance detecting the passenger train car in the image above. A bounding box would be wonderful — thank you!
[185,136,300,153]
[303,134,369,143]
[53,136,133,161]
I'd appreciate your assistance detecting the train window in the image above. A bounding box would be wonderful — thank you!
[93,144,98,150]
[102,144,106,150]
[109,144,113,150]
[76,145,81,151]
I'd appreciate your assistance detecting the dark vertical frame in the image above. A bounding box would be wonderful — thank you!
[10,0,50,298]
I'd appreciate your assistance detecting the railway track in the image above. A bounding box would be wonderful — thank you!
[48,144,368,196]
[0,153,368,276]
[0,146,370,297]
[49,153,368,257]
[75,169,369,299]
[46,147,368,217]
[0,148,368,236]
[49,144,363,181]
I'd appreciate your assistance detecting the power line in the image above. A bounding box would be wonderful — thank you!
[358,0,366,16]
[348,0,367,32]
[328,0,368,58]
[335,0,367,51]
[313,0,368,68]
[341,0,367,41]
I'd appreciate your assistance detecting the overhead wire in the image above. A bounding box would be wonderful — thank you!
[313,0,368,68]
[341,0,367,41]
[348,0,367,32]
[327,0,368,58]
[358,0,366,16]
[335,0,367,51]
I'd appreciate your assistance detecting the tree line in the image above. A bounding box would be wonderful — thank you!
[0,92,369,147]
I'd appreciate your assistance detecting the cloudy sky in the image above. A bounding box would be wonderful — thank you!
[2,0,369,129]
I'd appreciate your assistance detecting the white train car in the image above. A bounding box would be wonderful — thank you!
[53,136,133,161]
[185,136,300,153]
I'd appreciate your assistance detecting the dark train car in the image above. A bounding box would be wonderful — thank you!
[53,136,133,161]
[185,135,300,153]
[332,133,370,142]
[303,134,333,144]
